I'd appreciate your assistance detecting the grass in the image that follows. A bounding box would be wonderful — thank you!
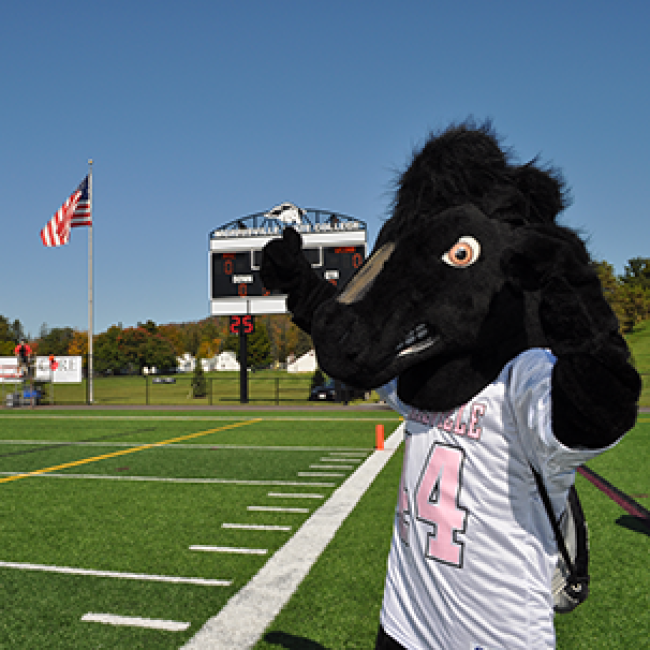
[552,425,650,648]
[0,410,647,648]
[254,447,403,649]
[0,410,399,648]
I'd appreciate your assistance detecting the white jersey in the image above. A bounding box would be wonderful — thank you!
[377,349,616,650]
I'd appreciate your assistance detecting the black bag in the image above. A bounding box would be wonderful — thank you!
[532,468,590,613]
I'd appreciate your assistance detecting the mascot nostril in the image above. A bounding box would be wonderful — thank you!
[260,121,641,649]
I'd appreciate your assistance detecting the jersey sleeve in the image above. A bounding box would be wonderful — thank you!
[376,379,410,418]
[507,348,619,515]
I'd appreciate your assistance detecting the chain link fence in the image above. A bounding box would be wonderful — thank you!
[2,373,328,406]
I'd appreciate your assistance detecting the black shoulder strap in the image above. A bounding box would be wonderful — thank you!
[531,466,576,574]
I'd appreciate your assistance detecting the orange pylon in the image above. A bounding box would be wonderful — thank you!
[375,424,385,450]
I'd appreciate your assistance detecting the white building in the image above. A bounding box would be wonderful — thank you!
[177,353,195,373]
[214,350,240,371]
[287,349,317,373]
[178,351,240,373]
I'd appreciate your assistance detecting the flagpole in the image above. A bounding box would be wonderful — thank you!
[88,160,94,404]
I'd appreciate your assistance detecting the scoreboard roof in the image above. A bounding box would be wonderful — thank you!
[209,205,366,242]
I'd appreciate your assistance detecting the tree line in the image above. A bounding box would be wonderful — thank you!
[0,314,312,375]
[2,256,648,374]
[594,257,650,332]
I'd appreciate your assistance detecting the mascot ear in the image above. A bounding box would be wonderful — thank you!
[511,163,568,225]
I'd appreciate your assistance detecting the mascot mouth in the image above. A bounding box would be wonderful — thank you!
[396,324,439,358]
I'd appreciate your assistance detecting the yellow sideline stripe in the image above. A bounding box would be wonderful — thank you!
[0,419,263,485]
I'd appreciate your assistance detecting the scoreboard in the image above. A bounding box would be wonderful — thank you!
[209,206,367,316]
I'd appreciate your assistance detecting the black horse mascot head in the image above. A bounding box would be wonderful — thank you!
[262,121,639,446]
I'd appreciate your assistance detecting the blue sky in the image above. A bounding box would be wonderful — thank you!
[2,1,649,338]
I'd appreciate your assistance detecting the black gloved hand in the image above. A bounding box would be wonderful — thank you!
[261,227,336,333]
[504,224,640,448]
[260,227,313,294]
[537,248,640,449]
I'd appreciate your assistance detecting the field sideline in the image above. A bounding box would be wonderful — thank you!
[0,409,647,648]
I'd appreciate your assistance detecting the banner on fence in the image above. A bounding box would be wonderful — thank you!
[0,358,21,383]
[0,356,83,383]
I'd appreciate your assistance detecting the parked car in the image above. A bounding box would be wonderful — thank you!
[309,379,367,402]
[152,377,176,384]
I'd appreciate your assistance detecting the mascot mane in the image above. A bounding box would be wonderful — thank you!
[384,121,569,243]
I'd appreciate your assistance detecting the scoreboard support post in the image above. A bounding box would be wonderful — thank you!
[230,315,254,404]
[239,327,248,404]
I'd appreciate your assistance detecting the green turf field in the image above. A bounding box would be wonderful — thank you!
[0,410,647,648]
[0,410,399,648]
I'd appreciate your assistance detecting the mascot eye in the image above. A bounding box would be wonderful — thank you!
[442,237,481,268]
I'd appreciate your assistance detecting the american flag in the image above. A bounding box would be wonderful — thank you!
[41,175,91,247]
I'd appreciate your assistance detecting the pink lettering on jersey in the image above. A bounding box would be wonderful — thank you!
[442,411,455,431]
[454,404,467,436]
[408,402,487,443]
[467,403,486,439]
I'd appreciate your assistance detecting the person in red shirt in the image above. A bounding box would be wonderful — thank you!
[14,339,32,378]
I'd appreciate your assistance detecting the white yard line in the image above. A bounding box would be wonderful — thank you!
[247,506,309,514]
[81,612,190,632]
[181,423,404,650]
[222,523,291,532]
[0,561,231,586]
[327,451,369,456]
[297,472,345,478]
[267,492,324,499]
[0,472,335,487]
[309,464,354,470]
[189,546,268,556]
